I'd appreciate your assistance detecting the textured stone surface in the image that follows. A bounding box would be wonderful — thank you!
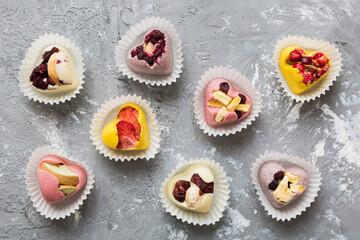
[1,0,360,239]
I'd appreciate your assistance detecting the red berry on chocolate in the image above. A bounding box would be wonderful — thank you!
[293,63,305,72]
[238,94,246,104]
[303,74,314,84]
[219,82,230,94]
[313,53,328,67]
[268,180,279,190]
[235,110,242,119]
[289,49,303,62]
[173,180,191,202]
[274,171,284,180]
[191,174,214,194]
[301,57,313,65]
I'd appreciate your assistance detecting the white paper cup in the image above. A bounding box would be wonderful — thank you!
[90,95,161,161]
[24,146,95,220]
[18,33,85,104]
[160,158,230,225]
[194,66,262,137]
[273,35,342,102]
[251,151,322,221]
[115,16,183,86]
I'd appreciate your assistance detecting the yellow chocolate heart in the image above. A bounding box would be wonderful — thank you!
[166,164,214,213]
[279,46,331,95]
[101,103,149,151]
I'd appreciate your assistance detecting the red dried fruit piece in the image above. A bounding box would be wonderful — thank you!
[131,29,166,66]
[322,64,330,72]
[117,107,141,141]
[268,180,279,190]
[313,52,328,67]
[116,121,137,150]
[238,94,246,104]
[219,82,230,94]
[289,48,304,62]
[293,63,305,72]
[274,171,284,180]
[30,47,59,90]
[173,180,191,202]
[191,173,214,195]
[303,74,314,85]
[301,57,313,65]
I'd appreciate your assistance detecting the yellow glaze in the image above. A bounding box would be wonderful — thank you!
[101,103,150,151]
[279,45,331,95]
[166,164,214,213]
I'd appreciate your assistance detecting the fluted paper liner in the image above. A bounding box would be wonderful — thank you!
[160,158,230,225]
[90,95,161,161]
[273,35,342,102]
[18,33,85,104]
[194,66,262,136]
[251,151,322,221]
[25,146,95,220]
[115,16,183,86]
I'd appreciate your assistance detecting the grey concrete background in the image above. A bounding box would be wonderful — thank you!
[0,0,359,239]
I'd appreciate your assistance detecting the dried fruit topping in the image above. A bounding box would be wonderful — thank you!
[289,48,304,62]
[313,52,328,67]
[235,110,242,119]
[274,171,284,180]
[30,47,59,90]
[219,82,230,94]
[173,180,191,202]
[191,173,214,195]
[238,94,246,104]
[301,57,313,65]
[131,29,166,66]
[293,63,305,72]
[268,180,279,190]
[303,73,314,85]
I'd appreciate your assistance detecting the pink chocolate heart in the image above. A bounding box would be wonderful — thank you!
[203,77,252,127]
[37,155,87,204]
[126,29,173,76]
[258,161,309,208]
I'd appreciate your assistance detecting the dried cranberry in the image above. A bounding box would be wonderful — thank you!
[191,174,214,194]
[42,47,59,63]
[301,57,313,65]
[235,110,242,119]
[173,180,191,202]
[274,171,284,180]
[268,180,279,190]
[29,48,59,90]
[219,82,230,94]
[238,94,246,104]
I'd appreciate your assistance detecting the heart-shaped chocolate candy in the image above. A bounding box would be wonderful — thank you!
[279,46,331,95]
[203,78,252,127]
[126,29,173,76]
[37,155,87,204]
[258,160,308,208]
[101,103,150,151]
[30,45,78,93]
[166,164,214,213]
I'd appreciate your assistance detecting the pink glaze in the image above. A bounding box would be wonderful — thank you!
[258,160,309,209]
[37,155,87,204]
[126,30,173,76]
[203,78,252,127]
